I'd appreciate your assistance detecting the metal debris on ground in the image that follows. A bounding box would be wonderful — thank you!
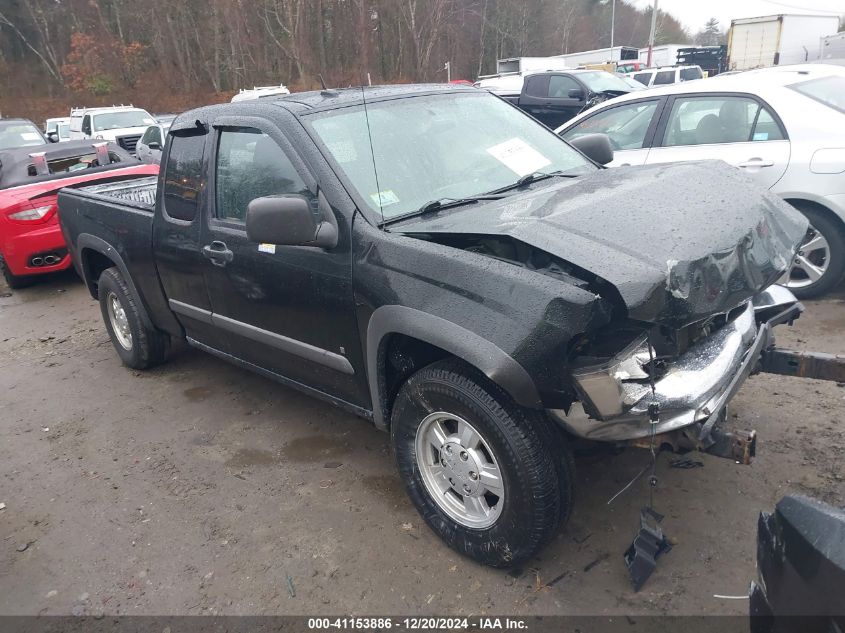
[624,507,672,592]
[670,457,705,469]
[286,574,295,598]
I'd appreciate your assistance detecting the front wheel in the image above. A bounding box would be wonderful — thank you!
[391,359,570,567]
[98,267,169,369]
[779,207,845,299]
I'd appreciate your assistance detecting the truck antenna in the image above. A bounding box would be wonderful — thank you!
[360,84,384,223]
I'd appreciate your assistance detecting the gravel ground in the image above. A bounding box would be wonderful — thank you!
[0,271,843,617]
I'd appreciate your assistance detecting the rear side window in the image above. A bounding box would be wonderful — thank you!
[632,72,652,86]
[663,96,785,146]
[163,134,206,221]
[789,76,845,114]
[679,67,702,81]
[653,70,675,85]
[215,128,308,223]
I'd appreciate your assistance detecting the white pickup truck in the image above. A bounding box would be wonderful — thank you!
[69,105,157,155]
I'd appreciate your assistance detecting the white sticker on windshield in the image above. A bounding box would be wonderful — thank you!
[21,132,42,141]
[258,243,276,254]
[370,190,400,207]
[486,137,551,176]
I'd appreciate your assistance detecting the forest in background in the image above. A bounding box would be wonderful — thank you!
[0,0,694,121]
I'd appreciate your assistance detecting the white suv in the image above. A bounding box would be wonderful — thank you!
[628,65,704,87]
[69,106,157,155]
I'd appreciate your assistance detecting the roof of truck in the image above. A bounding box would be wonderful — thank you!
[270,83,476,112]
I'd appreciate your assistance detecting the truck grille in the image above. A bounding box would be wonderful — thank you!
[116,134,142,154]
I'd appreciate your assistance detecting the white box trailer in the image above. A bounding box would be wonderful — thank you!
[820,31,845,60]
[495,57,572,75]
[549,46,640,67]
[727,14,840,70]
[636,44,691,68]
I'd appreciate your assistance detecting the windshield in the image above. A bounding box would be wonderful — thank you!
[0,123,46,150]
[790,76,845,115]
[578,71,642,93]
[58,123,70,138]
[307,91,594,221]
[93,110,156,131]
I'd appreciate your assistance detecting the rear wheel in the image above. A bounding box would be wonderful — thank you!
[391,359,570,567]
[779,206,845,299]
[98,267,169,369]
[0,256,35,290]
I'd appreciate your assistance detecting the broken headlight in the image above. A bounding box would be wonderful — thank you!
[571,334,655,419]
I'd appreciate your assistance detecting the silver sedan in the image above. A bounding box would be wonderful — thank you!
[556,63,845,298]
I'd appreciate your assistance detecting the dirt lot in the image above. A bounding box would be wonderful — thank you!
[0,271,843,617]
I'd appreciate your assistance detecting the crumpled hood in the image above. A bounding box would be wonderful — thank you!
[394,161,808,327]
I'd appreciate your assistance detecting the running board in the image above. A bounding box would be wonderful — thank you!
[760,348,845,383]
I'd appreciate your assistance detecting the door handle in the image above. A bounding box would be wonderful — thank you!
[738,158,775,168]
[202,241,234,267]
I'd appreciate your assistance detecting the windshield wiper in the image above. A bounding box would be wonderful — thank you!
[488,170,580,195]
[381,195,504,226]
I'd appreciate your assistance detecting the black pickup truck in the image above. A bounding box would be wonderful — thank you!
[59,84,832,568]
[481,69,643,128]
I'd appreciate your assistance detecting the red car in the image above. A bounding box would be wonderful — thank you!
[0,140,158,288]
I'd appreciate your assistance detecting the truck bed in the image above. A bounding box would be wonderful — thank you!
[72,176,158,210]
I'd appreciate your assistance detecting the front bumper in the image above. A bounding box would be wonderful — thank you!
[550,286,802,442]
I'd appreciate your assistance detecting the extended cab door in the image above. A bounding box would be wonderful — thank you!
[645,93,790,190]
[559,98,664,167]
[199,117,366,409]
[152,125,231,351]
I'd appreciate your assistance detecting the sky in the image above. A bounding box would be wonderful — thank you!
[625,0,844,34]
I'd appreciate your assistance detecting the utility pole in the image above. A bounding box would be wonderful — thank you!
[444,61,451,82]
[610,0,616,53]
[646,0,658,67]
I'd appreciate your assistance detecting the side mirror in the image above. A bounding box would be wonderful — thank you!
[246,195,338,249]
[148,141,161,150]
[46,131,59,143]
[569,133,614,166]
[568,88,585,100]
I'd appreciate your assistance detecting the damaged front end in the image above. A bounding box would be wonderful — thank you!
[551,285,803,463]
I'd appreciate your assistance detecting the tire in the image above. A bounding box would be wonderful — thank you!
[781,206,845,299]
[391,358,571,567]
[98,267,169,369]
[0,255,35,290]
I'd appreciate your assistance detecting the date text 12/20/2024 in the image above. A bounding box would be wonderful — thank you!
[308,617,528,630]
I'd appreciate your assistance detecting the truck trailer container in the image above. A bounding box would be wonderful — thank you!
[728,14,840,70]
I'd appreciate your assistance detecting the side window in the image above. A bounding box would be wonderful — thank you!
[140,127,153,144]
[752,107,785,141]
[82,115,91,135]
[653,70,675,85]
[163,133,206,222]
[633,72,652,86]
[215,128,308,223]
[151,127,163,145]
[562,101,659,150]
[524,75,550,98]
[680,67,702,81]
[663,96,760,147]
[548,75,580,98]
